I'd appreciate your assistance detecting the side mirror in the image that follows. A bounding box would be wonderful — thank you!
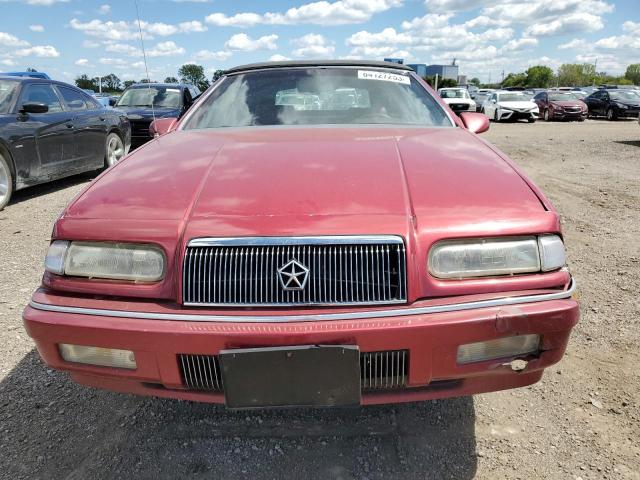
[109,98,117,107]
[20,102,48,114]
[459,112,490,134]
[148,117,177,137]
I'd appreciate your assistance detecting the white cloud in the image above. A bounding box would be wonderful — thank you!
[99,57,128,66]
[75,58,90,66]
[347,28,413,47]
[269,54,291,61]
[192,49,232,61]
[29,24,45,32]
[225,33,278,51]
[15,45,60,57]
[178,20,207,33]
[205,0,402,27]
[525,12,604,37]
[147,41,185,57]
[0,32,29,47]
[292,33,335,57]
[558,38,588,50]
[105,42,141,56]
[98,4,110,14]
[1,58,16,66]
[502,37,538,52]
[70,18,208,41]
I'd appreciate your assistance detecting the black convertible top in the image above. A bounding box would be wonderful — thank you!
[225,60,413,74]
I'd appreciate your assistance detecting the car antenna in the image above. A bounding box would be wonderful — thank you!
[134,0,157,137]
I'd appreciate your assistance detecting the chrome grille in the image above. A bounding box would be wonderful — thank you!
[182,236,407,306]
[360,350,408,390]
[178,349,408,392]
[179,354,223,391]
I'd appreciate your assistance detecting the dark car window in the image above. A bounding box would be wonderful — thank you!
[116,86,182,108]
[57,86,89,111]
[0,79,20,114]
[548,92,577,101]
[184,67,452,129]
[610,90,640,102]
[20,84,63,113]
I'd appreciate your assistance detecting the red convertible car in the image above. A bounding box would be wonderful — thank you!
[23,61,578,409]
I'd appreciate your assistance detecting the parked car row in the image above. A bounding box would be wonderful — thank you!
[0,74,205,209]
[450,86,640,123]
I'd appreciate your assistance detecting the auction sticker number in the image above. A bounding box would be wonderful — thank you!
[358,70,410,85]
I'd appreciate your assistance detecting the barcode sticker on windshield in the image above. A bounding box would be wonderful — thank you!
[358,70,410,85]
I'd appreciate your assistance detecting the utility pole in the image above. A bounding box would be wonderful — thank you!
[593,58,598,87]
[501,70,505,83]
[435,73,439,91]
[95,76,102,93]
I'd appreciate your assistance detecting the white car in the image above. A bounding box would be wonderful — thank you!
[437,87,476,114]
[482,91,539,123]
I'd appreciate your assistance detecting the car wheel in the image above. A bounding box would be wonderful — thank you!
[0,152,13,211]
[528,117,536,123]
[494,109,499,122]
[543,109,550,121]
[105,132,125,167]
[606,108,616,121]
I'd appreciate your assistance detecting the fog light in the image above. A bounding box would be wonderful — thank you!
[456,334,539,364]
[59,344,137,369]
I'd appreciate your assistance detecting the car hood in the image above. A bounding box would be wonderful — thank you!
[442,98,475,104]
[550,100,585,108]
[497,101,537,110]
[62,127,546,238]
[114,106,180,120]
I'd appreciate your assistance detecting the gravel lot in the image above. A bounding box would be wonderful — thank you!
[1,119,639,479]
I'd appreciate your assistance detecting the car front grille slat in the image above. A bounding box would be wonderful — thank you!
[182,237,407,306]
[178,350,408,392]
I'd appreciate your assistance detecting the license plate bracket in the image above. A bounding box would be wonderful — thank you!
[219,345,360,409]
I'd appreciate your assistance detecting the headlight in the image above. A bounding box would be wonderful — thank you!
[429,235,565,279]
[45,240,165,282]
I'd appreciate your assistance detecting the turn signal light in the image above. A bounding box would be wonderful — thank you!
[58,344,137,369]
[456,334,539,364]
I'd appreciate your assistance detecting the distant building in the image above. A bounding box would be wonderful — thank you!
[383,58,404,64]
[457,75,467,85]
[406,64,427,77]
[406,63,459,80]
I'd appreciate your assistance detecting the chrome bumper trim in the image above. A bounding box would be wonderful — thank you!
[28,279,576,323]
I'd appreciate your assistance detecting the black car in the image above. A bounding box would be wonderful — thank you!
[0,76,131,209]
[114,83,201,148]
[584,89,640,120]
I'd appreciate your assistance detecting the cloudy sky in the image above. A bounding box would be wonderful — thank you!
[0,0,638,83]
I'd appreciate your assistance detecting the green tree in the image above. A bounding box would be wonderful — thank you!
[525,65,554,88]
[468,77,481,87]
[164,76,178,83]
[556,63,596,87]
[625,64,640,85]
[178,63,209,91]
[423,76,457,88]
[100,73,121,91]
[75,74,97,90]
[123,80,136,88]
[501,72,527,88]
[212,69,225,82]
[26,67,38,72]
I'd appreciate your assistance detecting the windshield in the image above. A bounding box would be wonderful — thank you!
[0,79,19,114]
[439,89,468,99]
[116,86,181,108]
[183,68,452,129]
[549,92,578,101]
[498,93,528,102]
[610,90,640,101]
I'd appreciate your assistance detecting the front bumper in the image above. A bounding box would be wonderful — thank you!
[551,109,587,120]
[23,282,579,406]
[498,109,538,121]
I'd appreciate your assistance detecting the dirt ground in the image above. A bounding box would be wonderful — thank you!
[0,119,638,480]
